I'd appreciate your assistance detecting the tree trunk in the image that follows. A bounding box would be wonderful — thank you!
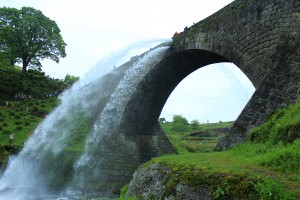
[22,58,29,72]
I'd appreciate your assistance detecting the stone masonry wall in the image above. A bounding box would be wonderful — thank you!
[172,0,300,148]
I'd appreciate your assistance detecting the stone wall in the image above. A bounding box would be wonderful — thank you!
[172,0,300,149]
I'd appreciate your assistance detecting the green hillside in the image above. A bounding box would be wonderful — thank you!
[0,63,73,168]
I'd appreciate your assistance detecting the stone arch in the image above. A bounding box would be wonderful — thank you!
[83,0,299,195]
[119,49,253,135]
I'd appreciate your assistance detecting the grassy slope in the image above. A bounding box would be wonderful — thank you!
[0,64,90,189]
[144,103,300,199]
[0,97,59,146]
[0,64,72,147]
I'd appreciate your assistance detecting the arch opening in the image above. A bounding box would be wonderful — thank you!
[160,62,255,124]
[120,49,255,137]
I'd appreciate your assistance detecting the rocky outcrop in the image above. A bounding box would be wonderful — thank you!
[126,164,212,200]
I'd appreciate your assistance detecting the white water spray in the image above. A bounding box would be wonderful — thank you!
[0,39,170,200]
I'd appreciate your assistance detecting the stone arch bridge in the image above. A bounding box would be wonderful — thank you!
[84,0,299,194]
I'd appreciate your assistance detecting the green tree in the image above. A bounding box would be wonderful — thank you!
[0,7,66,72]
[64,74,79,85]
[190,119,200,129]
[159,117,166,123]
[172,115,189,125]
[171,115,189,132]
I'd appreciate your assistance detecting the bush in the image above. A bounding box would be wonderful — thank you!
[14,114,21,119]
[248,99,300,144]
[15,126,23,130]
[8,110,15,116]
[258,140,300,173]
[254,177,295,200]
[32,106,39,112]
[14,120,23,125]
[2,130,10,135]
[171,123,187,132]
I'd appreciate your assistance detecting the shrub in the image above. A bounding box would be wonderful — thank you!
[248,99,300,144]
[258,140,300,173]
[2,130,10,135]
[8,110,15,116]
[14,114,21,119]
[32,106,39,112]
[254,177,295,200]
[15,126,23,130]
[14,120,23,125]
[171,123,187,132]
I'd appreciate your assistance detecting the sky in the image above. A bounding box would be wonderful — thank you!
[0,0,255,123]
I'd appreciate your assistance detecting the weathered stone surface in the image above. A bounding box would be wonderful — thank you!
[126,164,212,200]
[171,0,300,150]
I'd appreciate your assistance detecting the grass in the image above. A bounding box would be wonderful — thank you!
[146,141,299,199]
[137,107,300,199]
[0,97,60,146]
[160,121,232,153]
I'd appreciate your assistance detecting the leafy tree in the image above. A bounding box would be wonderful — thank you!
[64,74,79,85]
[172,115,189,125]
[171,115,189,132]
[159,117,166,123]
[191,119,200,129]
[0,7,66,72]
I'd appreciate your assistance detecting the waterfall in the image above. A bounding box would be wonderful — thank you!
[0,39,170,200]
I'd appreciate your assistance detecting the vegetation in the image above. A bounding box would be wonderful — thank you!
[160,115,232,153]
[143,104,300,199]
[0,61,85,190]
[0,64,72,99]
[0,62,78,149]
[0,7,66,71]
[0,63,67,146]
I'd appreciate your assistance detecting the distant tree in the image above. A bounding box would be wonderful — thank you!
[171,115,189,132]
[172,115,189,125]
[0,7,66,72]
[190,119,200,129]
[159,117,166,123]
[64,74,79,85]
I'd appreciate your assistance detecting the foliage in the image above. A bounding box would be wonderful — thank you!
[147,140,298,199]
[248,98,300,144]
[171,115,189,132]
[190,119,200,129]
[0,61,76,147]
[158,117,166,123]
[154,110,300,199]
[172,114,188,125]
[0,64,70,99]
[160,120,231,153]
[0,6,66,72]
[64,74,79,85]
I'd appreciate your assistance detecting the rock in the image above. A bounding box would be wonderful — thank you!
[126,164,212,200]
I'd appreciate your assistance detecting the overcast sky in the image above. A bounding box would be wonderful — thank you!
[1,0,255,123]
